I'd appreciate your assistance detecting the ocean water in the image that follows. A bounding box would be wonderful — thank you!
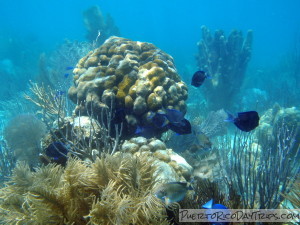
[0,0,300,223]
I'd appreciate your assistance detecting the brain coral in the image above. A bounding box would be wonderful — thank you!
[68,36,188,136]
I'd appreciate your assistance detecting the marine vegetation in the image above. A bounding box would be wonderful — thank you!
[218,125,300,209]
[196,25,253,111]
[0,153,170,225]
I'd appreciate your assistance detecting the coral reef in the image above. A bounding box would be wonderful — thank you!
[0,153,170,225]
[256,104,300,155]
[121,137,193,181]
[196,26,252,110]
[3,114,46,167]
[68,36,188,137]
[83,6,120,45]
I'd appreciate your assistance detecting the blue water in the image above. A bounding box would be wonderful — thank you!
[1,0,299,67]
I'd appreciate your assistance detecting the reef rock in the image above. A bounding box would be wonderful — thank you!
[121,137,193,181]
[68,36,188,137]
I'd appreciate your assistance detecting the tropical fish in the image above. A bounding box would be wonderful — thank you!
[226,111,259,132]
[66,66,74,70]
[148,112,169,128]
[154,181,193,205]
[45,142,69,161]
[165,109,185,124]
[150,109,192,135]
[202,199,229,225]
[202,199,227,209]
[64,73,69,78]
[191,71,209,87]
[168,118,192,135]
[134,125,159,138]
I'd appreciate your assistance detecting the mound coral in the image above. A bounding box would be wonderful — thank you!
[68,36,188,136]
[0,153,170,224]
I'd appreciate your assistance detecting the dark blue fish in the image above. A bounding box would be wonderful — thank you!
[202,199,229,225]
[151,113,168,128]
[134,125,158,138]
[112,108,126,124]
[66,66,74,70]
[45,141,69,162]
[191,70,209,87]
[64,73,69,78]
[168,118,192,135]
[202,199,227,209]
[165,109,185,124]
[226,111,259,132]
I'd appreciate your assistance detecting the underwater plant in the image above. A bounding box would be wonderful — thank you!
[196,25,252,111]
[0,153,170,224]
[218,124,300,209]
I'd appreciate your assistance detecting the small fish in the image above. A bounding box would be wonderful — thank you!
[154,182,193,205]
[66,66,74,70]
[134,125,157,138]
[202,199,229,225]
[191,70,209,87]
[226,111,259,132]
[45,142,69,164]
[165,109,185,124]
[151,113,168,128]
[202,199,227,209]
[64,73,69,78]
[112,108,126,124]
[168,118,192,135]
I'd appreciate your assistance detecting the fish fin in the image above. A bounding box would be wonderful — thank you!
[206,74,213,79]
[224,111,235,122]
[202,199,213,209]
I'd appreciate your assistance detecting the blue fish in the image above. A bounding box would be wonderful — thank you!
[45,142,69,164]
[202,199,229,225]
[191,71,210,87]
[165,109,185,124]
[168,118,192,135]
[64,73,69,78]
[66,66,74,70]
[151,113,168,128]
[226,111,259,132]
[202,199,227,209]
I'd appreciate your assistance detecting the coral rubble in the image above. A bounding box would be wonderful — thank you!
[68,36,188,137]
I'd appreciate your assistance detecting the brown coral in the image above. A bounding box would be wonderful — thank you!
[68,36,188,137]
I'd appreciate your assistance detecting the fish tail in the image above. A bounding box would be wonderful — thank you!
[224,111,234,122]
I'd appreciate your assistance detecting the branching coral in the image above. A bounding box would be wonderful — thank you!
[83,6,120,46]
[0,153,170,224]
[24,81,69,123]
[196,26,252,110]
